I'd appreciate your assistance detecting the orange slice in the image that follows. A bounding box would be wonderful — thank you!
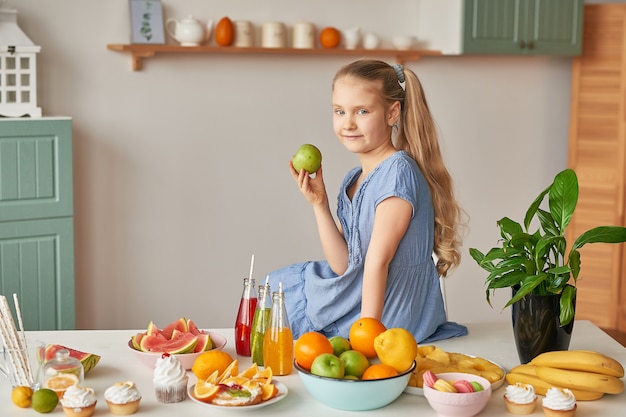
[261,383,279,401]
[205,370,219,385]
[44,374,79,398]
[194,380,219,402]
[238,363,259,379]
[253,367,273,385]
[218,359,238,383]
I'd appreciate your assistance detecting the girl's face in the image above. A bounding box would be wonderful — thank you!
[332,76,399,156]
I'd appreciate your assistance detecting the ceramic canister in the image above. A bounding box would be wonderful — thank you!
[261,22,286,48]
[233,20,254,47]
[292,21,315,49]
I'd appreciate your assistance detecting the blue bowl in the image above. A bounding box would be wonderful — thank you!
[294,360,416,411]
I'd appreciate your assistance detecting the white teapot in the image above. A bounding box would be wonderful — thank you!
[166,16,213,46]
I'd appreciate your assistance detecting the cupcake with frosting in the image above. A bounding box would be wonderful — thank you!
[503,382,538,414]
[153,353,188,403]
[104,381,142,415]
[60,385,97,417]
[542,387,577,417]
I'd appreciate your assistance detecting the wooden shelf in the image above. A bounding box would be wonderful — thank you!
[106,44,443,71]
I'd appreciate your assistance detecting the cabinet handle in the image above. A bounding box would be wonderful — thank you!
[527,41,534,50]
[519,40,526,49]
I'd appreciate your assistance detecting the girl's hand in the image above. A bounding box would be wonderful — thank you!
[288,160,328,207]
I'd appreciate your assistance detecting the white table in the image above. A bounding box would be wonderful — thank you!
[2,321,624,416]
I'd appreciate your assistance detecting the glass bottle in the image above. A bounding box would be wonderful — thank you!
[42,349,84,398]
[263,283,293,375]
[250,278,272,366]
[234,277,257,356]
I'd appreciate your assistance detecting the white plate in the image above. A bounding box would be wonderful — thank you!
[403,357,506,396]
[188,381,288,410]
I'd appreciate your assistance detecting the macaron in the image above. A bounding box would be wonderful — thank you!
[422,370,438,388]
[453,379,475,393]
[433,378,457,393]
[470,381,484,392]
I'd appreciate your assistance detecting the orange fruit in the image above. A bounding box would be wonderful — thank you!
[238,363,259,379]
[349,317,386,359]
[361,363,399,380]
[44,373,79,398]
[192,350,235,380]
[294,331,334,371]
[373,327,418,372]
[253,367,273,385]
[194,380,219,402]
[215,17,234,46]
[261,383,279,401]
[319,27,341,48]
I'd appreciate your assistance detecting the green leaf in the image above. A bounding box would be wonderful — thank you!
[548,169,578,232]
[537,208,559,236]
[524,186,550,231]
[569,249,581,281]
[571,226,626,250]
[498,217,523,237]
[505,274,548,307]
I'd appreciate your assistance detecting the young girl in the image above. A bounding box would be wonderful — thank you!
[268,59,467,343]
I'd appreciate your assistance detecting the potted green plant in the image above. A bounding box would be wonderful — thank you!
[469,168,626,362]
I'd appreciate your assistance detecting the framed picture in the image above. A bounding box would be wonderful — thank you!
[129,0,165,44]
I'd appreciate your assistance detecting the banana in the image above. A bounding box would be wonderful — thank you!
[535,366,624,395]
[509,364,538,376]
[530,350,624,378]
[505,372,605,401]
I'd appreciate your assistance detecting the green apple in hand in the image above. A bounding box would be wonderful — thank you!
[292,144,322,174]
[329,336,351,357]
[339,349,370,379]
[310,353,345,379]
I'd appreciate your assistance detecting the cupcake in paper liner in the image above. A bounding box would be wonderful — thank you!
[153,353,188,403]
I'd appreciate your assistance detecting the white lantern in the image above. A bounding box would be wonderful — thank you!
[0,6,41,117]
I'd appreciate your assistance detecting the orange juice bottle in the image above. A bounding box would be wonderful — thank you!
[263,283,293,375]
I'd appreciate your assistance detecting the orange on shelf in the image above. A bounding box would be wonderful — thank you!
[319,27,341,48]
[215,17,234,46]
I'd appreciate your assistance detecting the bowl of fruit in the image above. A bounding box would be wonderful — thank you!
[128,318,227,369]
[293,319,418,411]
[422,371,492,417]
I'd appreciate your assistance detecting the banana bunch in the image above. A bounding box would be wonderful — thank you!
[506,350,624,401]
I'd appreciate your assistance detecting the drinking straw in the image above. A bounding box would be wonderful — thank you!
[13,293,33,383]
[0,296,29,386]
[248,254,255,281]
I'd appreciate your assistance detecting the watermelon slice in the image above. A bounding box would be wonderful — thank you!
[140,331,197,354]
[193,333,214,353]
[44,345,101,375]
[161,317,188,339]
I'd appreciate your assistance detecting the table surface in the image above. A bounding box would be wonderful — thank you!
[2,320,624,416]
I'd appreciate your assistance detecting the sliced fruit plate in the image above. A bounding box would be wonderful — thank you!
[128,317,227,369]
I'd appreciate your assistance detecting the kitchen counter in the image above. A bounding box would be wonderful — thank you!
[2,320,624,416]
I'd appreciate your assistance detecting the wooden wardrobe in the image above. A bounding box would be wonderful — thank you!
[568,3,626,336]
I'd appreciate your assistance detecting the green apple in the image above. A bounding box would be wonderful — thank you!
[343,375,359,380]
[310,353,345,379]
[292,144,322,174]
[339,349,370,378]
[329,335,351,357]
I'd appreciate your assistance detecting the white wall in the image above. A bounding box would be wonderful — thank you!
[11,0,572,331]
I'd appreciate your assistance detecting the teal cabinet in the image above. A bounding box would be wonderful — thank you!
[463,0,584,55]
[0,118,75,330]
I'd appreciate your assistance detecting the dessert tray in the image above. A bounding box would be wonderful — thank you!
[188,381,288,410]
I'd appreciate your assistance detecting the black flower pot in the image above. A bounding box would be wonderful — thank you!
[511,288,575,364]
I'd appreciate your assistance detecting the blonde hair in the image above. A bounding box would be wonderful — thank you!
[333,59,462,277]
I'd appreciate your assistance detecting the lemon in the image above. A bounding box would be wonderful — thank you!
[32,388,59,413]
[11,386,33,408]
[373,327,418,372]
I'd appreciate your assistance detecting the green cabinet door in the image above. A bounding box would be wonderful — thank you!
[0,118,75,330]
[463,0,584,55]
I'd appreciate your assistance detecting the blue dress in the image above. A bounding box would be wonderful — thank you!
[267,151,467,343]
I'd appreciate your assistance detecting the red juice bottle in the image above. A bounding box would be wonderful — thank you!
[234,277,257,356]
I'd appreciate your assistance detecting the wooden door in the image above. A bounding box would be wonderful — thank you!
[568,4,626,332]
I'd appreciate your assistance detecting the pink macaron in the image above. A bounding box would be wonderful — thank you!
[422,370,439,388]
[453,379,475,393]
